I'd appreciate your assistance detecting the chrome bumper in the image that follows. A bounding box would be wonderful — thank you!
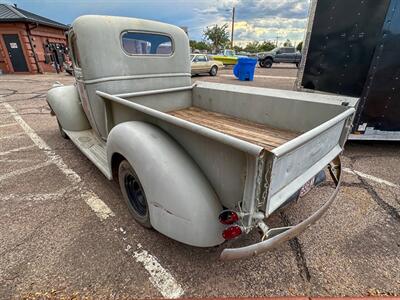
[220,156,342,261]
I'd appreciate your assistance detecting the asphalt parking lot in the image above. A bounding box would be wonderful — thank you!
[0,65,399,298]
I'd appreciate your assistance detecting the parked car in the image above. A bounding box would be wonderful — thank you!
[191,54,223,76]
[212,49,241,65]
[258,47,301,68]
[47,15,357,260]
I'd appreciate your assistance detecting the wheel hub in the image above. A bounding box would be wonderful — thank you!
[124,174,147,216]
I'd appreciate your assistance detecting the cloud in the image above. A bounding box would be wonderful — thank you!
[192,0,310,45]
[13,0,310,46]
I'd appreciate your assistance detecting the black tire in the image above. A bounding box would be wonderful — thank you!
[209,65,218,76]
[264,58,273,68]
[259,60,265,68]
[118,160,152,228]
[57,120,69,139]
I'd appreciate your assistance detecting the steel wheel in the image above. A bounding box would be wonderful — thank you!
[118,160,151,228]
[125,173,147,216]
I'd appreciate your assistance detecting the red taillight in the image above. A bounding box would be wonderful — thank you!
[222,226,242,240]
[219,210,239,225]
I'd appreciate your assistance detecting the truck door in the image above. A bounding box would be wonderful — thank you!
[69,32,98,133]
[279,47,294,63]
[274,48,285,62]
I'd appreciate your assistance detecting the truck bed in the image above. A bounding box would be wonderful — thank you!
[169,107,300,151]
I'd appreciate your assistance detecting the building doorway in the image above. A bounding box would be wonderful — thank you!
[3,34,29,72]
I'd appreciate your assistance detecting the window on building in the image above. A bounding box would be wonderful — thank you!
[121,32,173,55]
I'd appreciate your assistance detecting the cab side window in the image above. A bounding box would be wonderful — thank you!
[282,47,295,54]
[122,32,173,55]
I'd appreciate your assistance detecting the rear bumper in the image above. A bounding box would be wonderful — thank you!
[220,156,342,260]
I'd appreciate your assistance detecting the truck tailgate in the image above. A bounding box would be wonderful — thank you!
[265,107,355,215]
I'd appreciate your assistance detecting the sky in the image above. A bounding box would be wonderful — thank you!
[5,0,311,46]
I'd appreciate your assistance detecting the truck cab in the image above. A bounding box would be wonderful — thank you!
[47,15,357,260]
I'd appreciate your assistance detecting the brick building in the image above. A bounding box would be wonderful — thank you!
[0,4,69,74]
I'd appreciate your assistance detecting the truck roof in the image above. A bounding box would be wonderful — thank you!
[70,15,190,81]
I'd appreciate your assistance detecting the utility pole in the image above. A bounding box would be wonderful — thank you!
[231,6,235,49]
[275,35,280,47]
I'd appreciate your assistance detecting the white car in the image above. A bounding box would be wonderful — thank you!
[191,54,223,76]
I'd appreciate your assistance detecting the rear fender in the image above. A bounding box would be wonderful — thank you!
[46,85,91,131]
[107,121,225,247]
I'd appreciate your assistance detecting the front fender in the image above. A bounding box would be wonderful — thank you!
[46,85,91,131]
[107,121,225,247]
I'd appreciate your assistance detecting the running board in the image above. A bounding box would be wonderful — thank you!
[63,129,112,179]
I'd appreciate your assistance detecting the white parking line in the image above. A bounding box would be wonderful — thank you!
[343,167,399,189]
[0,123,16,128]
[0,158,40,163]
[2,101,183,297]
[2,102,110,212]
[220,74,297,80]
[0,132,25,140]
[0,161,52,182]
[2,186,78,202]
[133,245,184,299]
[82,190,115,220]
[0,145,35,156]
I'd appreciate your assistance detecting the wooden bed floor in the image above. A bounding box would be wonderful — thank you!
[168,107,300,151]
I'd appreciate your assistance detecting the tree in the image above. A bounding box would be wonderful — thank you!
[243,41,260,53]
[233,45,244,53]
[189,40,211,52]
[189,40,197,50]
[203,24,230,52]
[283,39,293,47]
[296,41,303,52]
[258,41,276,52]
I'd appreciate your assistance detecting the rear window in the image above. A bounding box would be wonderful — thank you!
[121,32,173,55]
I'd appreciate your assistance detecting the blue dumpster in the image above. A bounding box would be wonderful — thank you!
[233,57,257,81]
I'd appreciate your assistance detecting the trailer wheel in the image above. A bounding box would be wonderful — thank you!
[264,58,273,68]
[118,160,152,228]
[259,60,265,68]
[57,119,69,139]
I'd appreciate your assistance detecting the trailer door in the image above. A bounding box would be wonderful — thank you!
[298,0,400,138]
[354,0,400,131]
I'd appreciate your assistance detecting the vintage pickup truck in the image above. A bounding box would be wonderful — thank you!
[47,15,358,260]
